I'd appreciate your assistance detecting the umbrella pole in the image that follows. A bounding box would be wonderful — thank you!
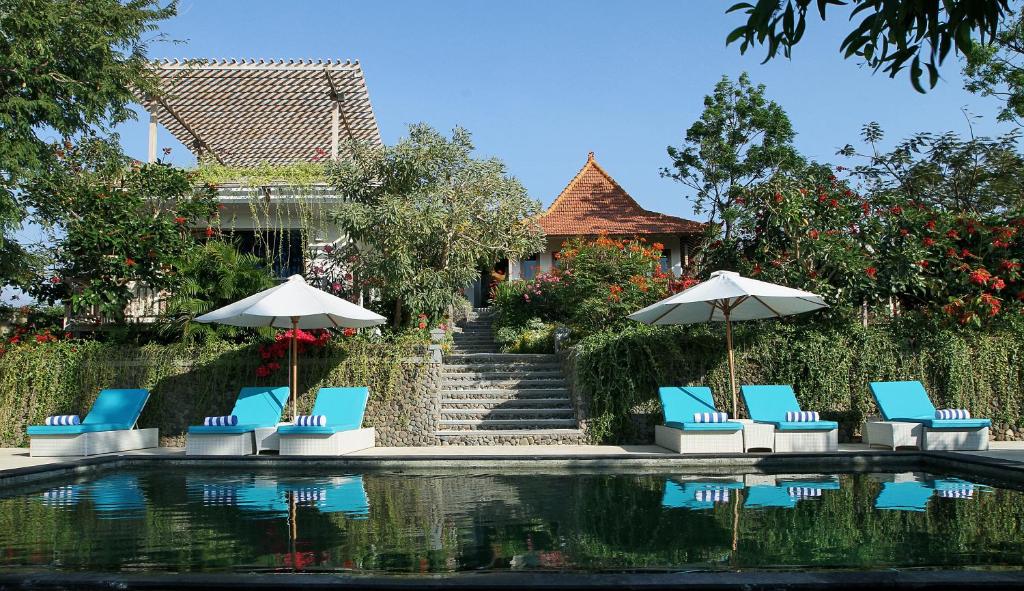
[724,308,738,417]
[290,316,299,420]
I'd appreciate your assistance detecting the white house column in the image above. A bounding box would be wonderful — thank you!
[331,100,340,161]
[670,236,683,277]
[508,259,522,280]
[147,112,158,163]
[539,251,554,274]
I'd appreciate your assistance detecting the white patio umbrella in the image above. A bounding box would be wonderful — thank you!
[195,274,386,419]
[628,270,827,417]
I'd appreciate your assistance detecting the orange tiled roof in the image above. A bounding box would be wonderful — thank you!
[537,152,703,237]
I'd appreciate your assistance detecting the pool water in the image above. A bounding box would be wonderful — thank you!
[0,469,1022,574]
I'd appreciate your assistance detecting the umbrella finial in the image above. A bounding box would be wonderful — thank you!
[287,274,305,283]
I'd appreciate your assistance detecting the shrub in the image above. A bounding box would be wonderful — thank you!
[494,318,556,354]
[573,318,1024,443]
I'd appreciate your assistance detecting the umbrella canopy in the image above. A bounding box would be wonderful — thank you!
[628,271,827,416]
[196,274,385,330]
[196,274,386,418]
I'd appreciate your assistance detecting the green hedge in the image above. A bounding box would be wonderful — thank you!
[573,319,1024,443]
[0,338,425,447]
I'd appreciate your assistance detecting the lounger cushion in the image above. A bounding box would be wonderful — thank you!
[27,423,124,435]
[770,420,839,431]
[277,422,362,435]
[916,417,991,429]
[188,423,269,434]
[664,420,743,432]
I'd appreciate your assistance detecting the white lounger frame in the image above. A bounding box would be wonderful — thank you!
[30,428,159,457]
[654,424,743,454]
[774,428,838,452]
[279,427,376,456]
[186,432,257,456]
[864,419,989,451]
[922,427,989,451]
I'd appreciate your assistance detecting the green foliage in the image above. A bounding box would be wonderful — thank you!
[726,0,1011,92]
[160,240,276,342]
[193,161,329,188]
[328,124,544,327]
[839,122,1024,215]
[0,336,425,447]
[22,137,217,319]
[965,12,1024,125]
[494,318,556,354]
[0,0,175,287]
[663,73,801,239]
[573,319,1024,443]
[493,235,689,340]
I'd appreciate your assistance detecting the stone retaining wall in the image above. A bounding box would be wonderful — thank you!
[364,356,441,447]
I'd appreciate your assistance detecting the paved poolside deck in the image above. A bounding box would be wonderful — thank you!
[1,441,1023,476]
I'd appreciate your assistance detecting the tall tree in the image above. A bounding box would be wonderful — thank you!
[838,121,1024,215]
[964,12,1024,125]
[0,0,175,287]
[329,124,545,328]
[726,0,1011,92]
[663,73,801,240]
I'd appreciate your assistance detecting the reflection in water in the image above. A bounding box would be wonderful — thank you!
[2,469,1020,574]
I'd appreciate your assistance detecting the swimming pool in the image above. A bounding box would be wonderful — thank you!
[1,468,1021,574]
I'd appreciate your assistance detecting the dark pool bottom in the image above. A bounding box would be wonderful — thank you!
[0,468,1023,579]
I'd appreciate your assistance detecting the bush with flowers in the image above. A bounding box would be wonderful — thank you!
[493,235,696,345]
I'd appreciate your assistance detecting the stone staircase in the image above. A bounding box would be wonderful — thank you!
[437,309,586,445]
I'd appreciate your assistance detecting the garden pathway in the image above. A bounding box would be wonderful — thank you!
[436,308,587,445]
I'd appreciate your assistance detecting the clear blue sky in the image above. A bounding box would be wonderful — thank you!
[116,0,1015,221]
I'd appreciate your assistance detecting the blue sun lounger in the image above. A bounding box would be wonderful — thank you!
[744,476,840,508]
[654,387,743,453]
[868,381,990,450]
[27,389,157,457]
[874,476,984,511]
[186,386,290,455]
[662,478,744,510]
[277,387,376,455]
[741,385,838,452]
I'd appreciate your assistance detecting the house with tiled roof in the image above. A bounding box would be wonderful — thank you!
[507,152,704,281]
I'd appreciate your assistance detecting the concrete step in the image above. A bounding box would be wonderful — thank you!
[443,370,564,379]
[439,418,578,430]
[445,353,558,364]
[441,378,567,390]
[443,363,562,373]
[440,388,571,399]
[441,398,571,407]
[442,408,575,419]
[434,429,587,445]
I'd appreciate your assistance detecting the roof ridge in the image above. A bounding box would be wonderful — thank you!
[152,58,361,69]
[542,152,644,219]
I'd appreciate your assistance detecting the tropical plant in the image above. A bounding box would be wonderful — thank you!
[328,124,545,327]
[0,0,176,288]
[22,136,218,320]
[726,0,1012,91]
[965,10,1024,125]
[663,73,802,240]
[160,240,276,342]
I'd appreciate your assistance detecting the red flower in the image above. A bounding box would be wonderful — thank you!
[323,245,334,254]
[946,230,960,240]
[174,216,186,225]
[751,264,762,276]
[124,258,136,266]
[917,260,930,268]
[922,237,935,247]
[861,202,870,216]
[773,192,783,204]
[808,229,820,240]
[204,227,214,238]
[899,228,909,236]
[925,219,937,230]
[829,199,839,208]
[992,278,1007,291]
[418,321,427,329]
[49,276,60,284]
[947,248,960,258]
[865,267,877,279]
[343,327,357,337]
[890,206,903,215]
[969,268,992,285]
[994,239,1011,248]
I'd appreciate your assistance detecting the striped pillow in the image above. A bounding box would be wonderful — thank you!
[203,415,238,427]
[785,411,820,422]
[692,412,729,423]
[935,409,971,420]
[937,485,974,499]
[45,415,80,426]
[295,415,327,427]
[788,487,823,499]
[694,488,730,503]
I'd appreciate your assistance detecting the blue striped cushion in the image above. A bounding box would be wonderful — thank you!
[788,487,823,499]
[937,485,974,498]
[935,408,970,420]
[45,415,81,426]
[695,488,730,502]
[203,415,238,427]
[785,411,820,422]
[692,412,729,423]
[295,415,327,427]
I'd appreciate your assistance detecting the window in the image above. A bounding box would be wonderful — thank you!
[659,248,672,274]
[520,254,539,280]
[223,229,305,279]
